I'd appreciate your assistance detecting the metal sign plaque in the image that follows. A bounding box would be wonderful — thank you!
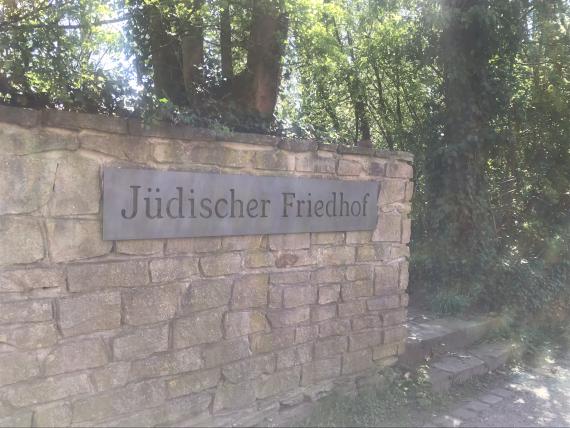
[102,167,379,240]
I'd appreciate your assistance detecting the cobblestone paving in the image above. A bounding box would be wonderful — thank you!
[431,353,570,427]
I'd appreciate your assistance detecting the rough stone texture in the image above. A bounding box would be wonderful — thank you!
[0,108,411,427]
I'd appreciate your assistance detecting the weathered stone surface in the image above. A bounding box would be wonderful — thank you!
[44,339,108,375]
[342,349,373,375]
[315,156,337,173]
[49,153,100,215]
[295,325,318,344]
[33,401,72,428]
[383,326,407,344]
[213,380,256,412]
[349,331,383,351]
[311,303,337,322]
[173,309,224,348]
[222,235,263,251]
[276,343,312,369]
[0,299,52,324]
[0,154,58,214]
[150,257,199,282]
[0,351,39,387]
[346,265,372,281]
[367,294,400,311]
[254,150,295,171]
[116,240,163,256]
[318,319,350,338]
[166,237,221,254]
[274,251,314,269]
[43,109,128,133]
[124,284,183,326]
[46,219,111,263]
[80,132,150,162]
[386,161,413,178]
[0,323,58,350]
[255,367,301,399]
[0,410,32,427]
[338,159,362,176]
[269,286,282,309]
[167,368,220,398]
[301,356,341,386]
[379,179,406,205]
[0,106,39,128]
[283,285,317,308]
[129,349,201,381]
[232,274,268,309]
[90,362,130,392]
[203,338,251,368]
[0,268,64,292]
[346,230,373,244]
[382,309,407,327]
[113,324,169,361]
[58,291,121,336]
[314,336,347,359]
[270,271,310,285]
[311,267,345,284]
[0,217,44,265]
[311,232,344,246]
[71,380,166,424]
[338,300,366,318]
[67,260,148,292]
[267,307,310,327]
[200,253,242,277]
[318,246,355,265]
[318,284,340,304]
[295,153,315,172]
[224,311,268,338]
[6,373,91,407]
[222,354,275,383]
[373,213,402,242]
[341,280,373,300]
[369,160,386,176]
[351,315,382,331]
[372,343,399,361]
[251,329,295,353]
[399,261,409,290]
[192,144,255,168]
[269,233,310,250]
[182,278,232,312]
[244,251,275,268]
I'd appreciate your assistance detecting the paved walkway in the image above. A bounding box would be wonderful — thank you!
[431,350,570,427]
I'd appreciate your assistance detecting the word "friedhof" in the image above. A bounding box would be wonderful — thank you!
[103,168,379,240]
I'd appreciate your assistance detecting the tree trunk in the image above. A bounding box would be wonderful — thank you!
[181,0,204,104]
[220,2,234,81]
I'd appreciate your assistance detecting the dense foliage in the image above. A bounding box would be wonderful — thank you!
[1,0,569,320]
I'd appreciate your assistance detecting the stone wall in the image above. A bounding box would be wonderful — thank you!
[0,105,413,427]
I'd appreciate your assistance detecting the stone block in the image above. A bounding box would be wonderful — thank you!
[71,379,166,424]
[383,326,407,344]
[67,260,148,292]
[341,280,373,300]
[295,153,315,172]
[0,410,32,427]
[0,154,58,215]
[221,235,263,251]
[58,290,120,336]
[386,161,413,178]
[274,250,311,269]
[224,311,268,338]
[369,160,386,176]
[0,299,52,324]
[90,362,130,392]
[314,336,347,359]
[250,329,295,353]
[173,309,224,348]
[0,268,64,293]
[46,219,111,263]
[200,253,242,277]
[0,351,39,387]
[382,309,406,327]
[367,294,400,311]
[232,274,268,309]
[150,257,199,282]
[44,339,107,375]
[166,237,221,254]
[311,232,344,245]
[338,300,366,318]
[374,264,399,294]
[269,286,282,309]
[315,156,337,173]
[311,267,345,284]
[203,338,251,368]
[43,109,127,133]
[346,230,373,244]
[182,278,232,312]
[49,153,100,215]
[124,284,183,326]
[311,303,337,322]
[318,284,340,304]
[267,307,310,328]
[113,323,169,361]
[0,217,44,265]
[349,331,383,351]
[117,240,163,256]
[255,367,301,399]
[318,319,351,338]
[167,368,221,398]
[0,108,39,129]
[346,265,372,281]
[300,356,341,386]
[254,150,295,171]
[317,246,355,265]
[379,179,406,205]
[372,213,402,242]
[129,349,202,381]
[244,251,275,268]
[405,181,414,202]
[276,343,313,369]
[191,144,255,168]
[6,373,91,407]
[351,315,382,331]
[279,137,318,152]
[342,349,373,375]
[213,380,256,412]
[0,322,58,350]
[283,285,317,308]
[399,261,409,290]
[295,325,318,344]
[33,401,72,427]
[270,270,310,285]
[338,160,362,176]
[269,233,310,250]
[222,354,275,383]
[372,343,399,361]
[402,218,411,244]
